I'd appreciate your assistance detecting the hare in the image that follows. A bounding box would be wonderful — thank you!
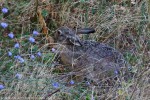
[54,26,131,84]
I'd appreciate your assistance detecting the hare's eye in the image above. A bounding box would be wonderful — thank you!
[57,30,63,36]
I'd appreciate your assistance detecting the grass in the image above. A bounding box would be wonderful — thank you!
[0,0,149,100]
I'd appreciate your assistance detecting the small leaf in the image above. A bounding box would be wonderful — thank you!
[80,0,85,2]
[118,89,123,95]
[42,9,49,17]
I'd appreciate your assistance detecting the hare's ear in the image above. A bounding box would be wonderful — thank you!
[68,35,82,46]
[77,28,95,34]
[69,39,82,46]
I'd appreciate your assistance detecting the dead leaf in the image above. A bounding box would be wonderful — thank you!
[37,8,54,44]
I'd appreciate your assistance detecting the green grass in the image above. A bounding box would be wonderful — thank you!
[0,0,149,100]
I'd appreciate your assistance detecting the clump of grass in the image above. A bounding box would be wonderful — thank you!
[0,0,149,100]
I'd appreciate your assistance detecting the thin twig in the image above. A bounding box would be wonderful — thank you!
[42,89,60,100]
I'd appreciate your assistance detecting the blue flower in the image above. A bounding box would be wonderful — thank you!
[8,51,12,56]
[14,55,24,63]
[33,30,39,36]
[37,52,42,57]
[86,81,90,85]
[51,48,56,53]
[18,57,24,63]
[15,73,22,79]
[8,32,14,39]
[0,22,8,28]
[14,55,21,59]
[2,8,8,14]
[0,84,5,90]
[52,82,59,88]
[30,55,35,60]
[114,70,119,75]
[70,80,75,85]
[29,37,35,43]
[14,43,20,48]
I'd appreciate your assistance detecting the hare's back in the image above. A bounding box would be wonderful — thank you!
[79,41,130,79]
[82,41,124,63]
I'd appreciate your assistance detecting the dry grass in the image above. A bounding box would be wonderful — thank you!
[0,0,149,100]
